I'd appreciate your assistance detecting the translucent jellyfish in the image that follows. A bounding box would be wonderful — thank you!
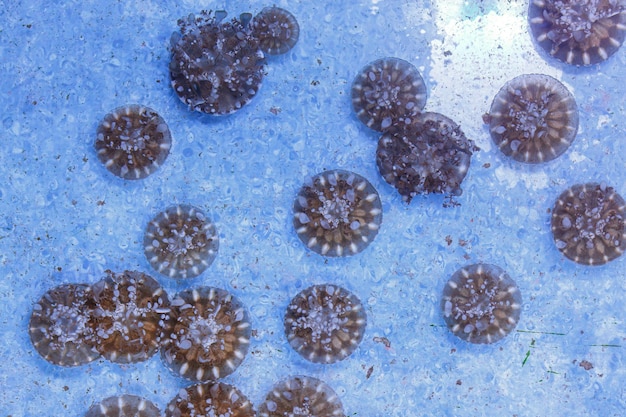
[29,283,99,366]
[284,284,366,364]
[161,286,251,381]
[169,10,265,114]
[251,6,300,55]
[441,264,522,344]
[94,105,171,180]
[487,74,578,163]
[551,182,626,265]
[144,204,219,279]
[258,375,345,417]
[528,0,626,66]
[89,270,171,363]
[351,57,427,132]
[165,381,255,417]
[293,169,383,257]
[85,394,160,417]
[376,112,478,205]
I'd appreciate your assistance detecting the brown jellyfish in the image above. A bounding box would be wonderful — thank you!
[28,283,100,367]
[487,74,578,164]
[258,375,345,417]
[351,57,427,132]
[144,204,219,279]
[251,6,300,55]
[161,286,251,381]
[165,381,255,417]
[94,105,172,180]
[376,112,478,204]
[284,284,367,364]
[89,270,171,363]
[441,264,522,344]
[169,10,266,115]
[528,0,626,66]
[85,394,161,417]
[293,169,383,257]
[551,182,626,265]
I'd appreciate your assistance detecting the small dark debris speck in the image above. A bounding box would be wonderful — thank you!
[579,360,593,371]
[373,336,391,348]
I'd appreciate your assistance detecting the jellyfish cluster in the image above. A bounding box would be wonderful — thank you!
[29,271,171,367]
[352,57,479,206]
[26,1,626,415]
[169,7,299,115]
[87,376,345,417]
[30,275,254,378]
[93,5,300,177]
[30,271,252,376]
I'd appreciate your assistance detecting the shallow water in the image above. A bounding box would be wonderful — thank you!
[1,1,625,416]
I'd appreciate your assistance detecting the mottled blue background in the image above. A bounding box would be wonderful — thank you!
[1,1,625,416]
